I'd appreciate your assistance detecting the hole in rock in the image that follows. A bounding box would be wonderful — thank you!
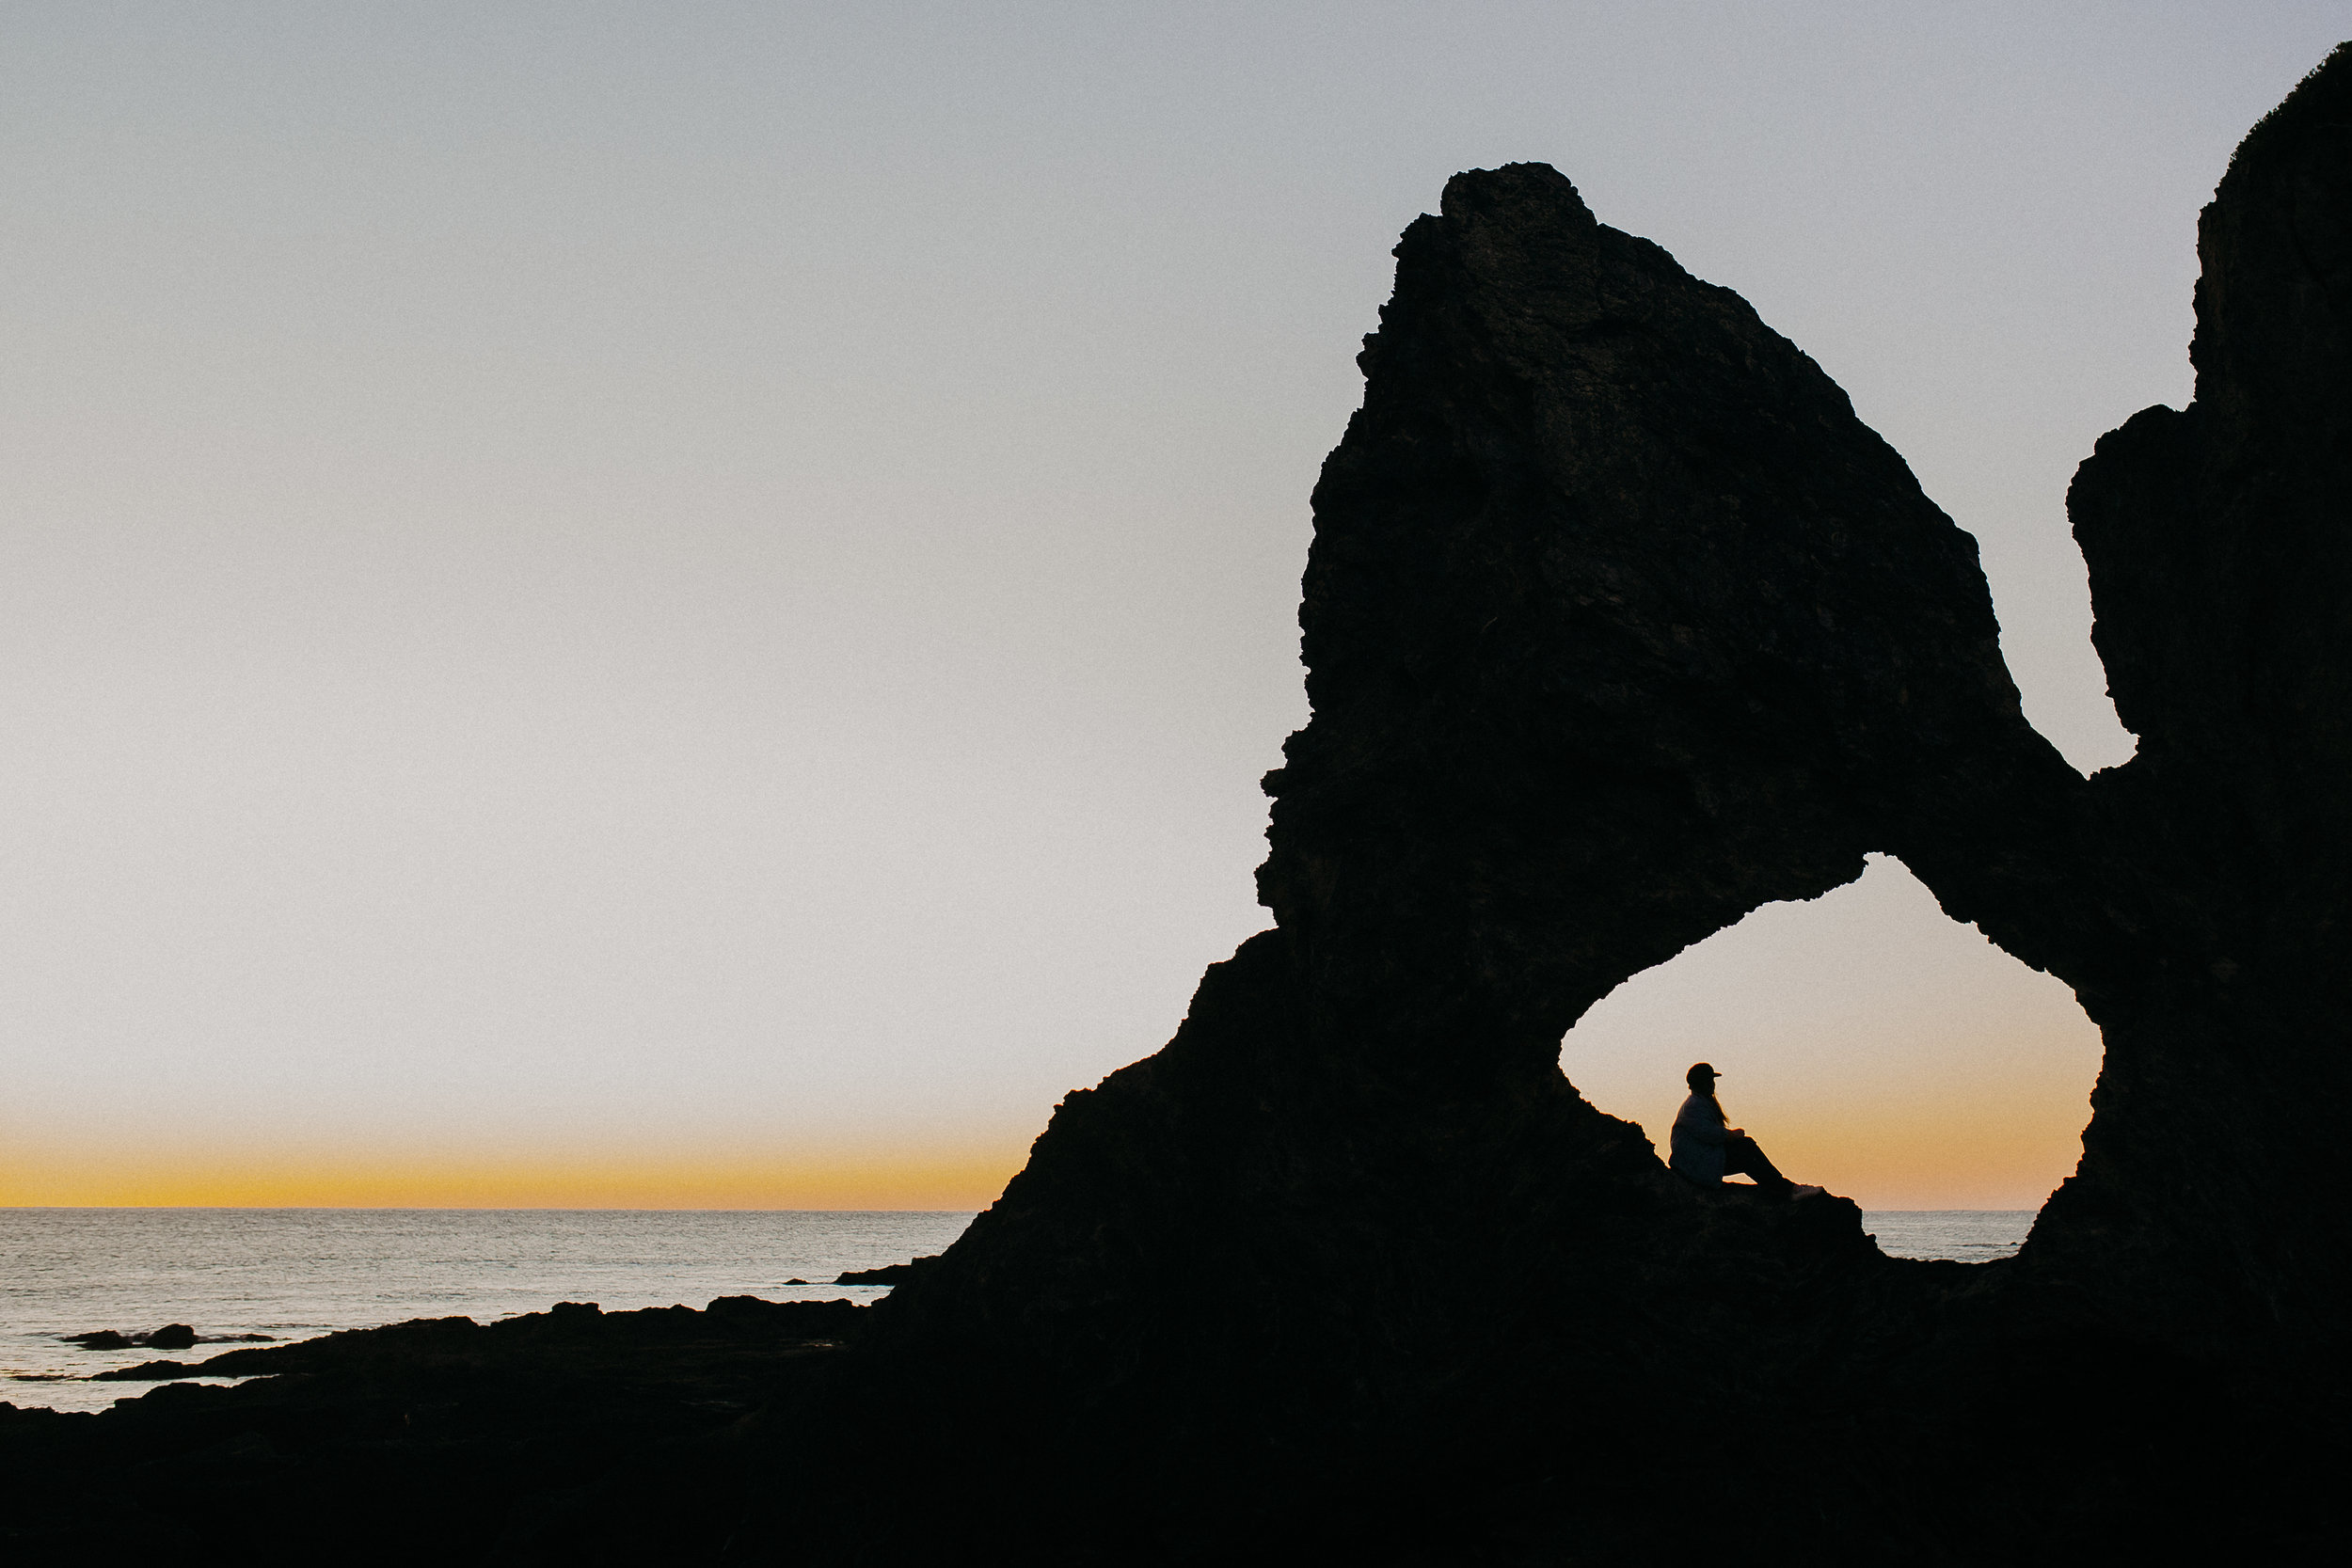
[1561,854,2101,1257]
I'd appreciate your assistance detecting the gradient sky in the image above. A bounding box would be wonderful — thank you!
[3,4,2342,1211]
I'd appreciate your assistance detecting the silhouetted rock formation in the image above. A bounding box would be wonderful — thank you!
[6,43,2344,1568]
[2029,52,2352,1358]
[768,44,2352,1563]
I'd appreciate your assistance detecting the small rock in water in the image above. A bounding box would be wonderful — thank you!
[62,1330,134,1350]
[834,1256,940,1286]
[784,1278,809,1286]
[93,1359,200,1382]
[149,1324,198,1351]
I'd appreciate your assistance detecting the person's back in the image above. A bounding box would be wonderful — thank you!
[1670,1085,1729,1183]
[1666,1062,1819,1199]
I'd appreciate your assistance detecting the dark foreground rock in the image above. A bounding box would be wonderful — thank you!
[0,1297,864,1564]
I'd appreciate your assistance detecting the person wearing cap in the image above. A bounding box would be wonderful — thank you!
[1670,1062,1822,1198]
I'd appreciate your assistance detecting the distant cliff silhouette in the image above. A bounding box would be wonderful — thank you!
[773,42,2352,1563]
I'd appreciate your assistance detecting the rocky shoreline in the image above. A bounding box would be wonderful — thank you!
[0,1295,865,1561]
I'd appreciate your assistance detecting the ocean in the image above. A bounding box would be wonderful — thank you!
[1,1208,974,1413]
[2,1207,2031,1414]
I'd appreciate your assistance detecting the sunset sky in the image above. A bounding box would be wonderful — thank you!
[3,5,2341,1212]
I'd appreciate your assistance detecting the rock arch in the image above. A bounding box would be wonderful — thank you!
[783,46,2352,1561]
[1560,854,2102,1217]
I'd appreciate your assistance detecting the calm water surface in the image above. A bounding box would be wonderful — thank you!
[1864,1210,2035,1262]
[2,1208,973,1412]
[4,1207,2027,1414]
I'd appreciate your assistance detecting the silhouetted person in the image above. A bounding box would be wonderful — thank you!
[1670,1062,1822,1198]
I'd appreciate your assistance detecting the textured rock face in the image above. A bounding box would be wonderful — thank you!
[2031,50,2352,1355]
[792,46,2352,1560]
[870,156,2016,1419]
[1269,162,2072,1085]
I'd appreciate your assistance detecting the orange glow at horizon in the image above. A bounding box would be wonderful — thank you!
[6,865,2105,1214]
[1562,856,2106,1212]
[1599,1077,2093,1211]
[1,1083,2090,1213]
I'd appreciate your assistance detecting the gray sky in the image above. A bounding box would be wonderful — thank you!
[3,3,2341,1206]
